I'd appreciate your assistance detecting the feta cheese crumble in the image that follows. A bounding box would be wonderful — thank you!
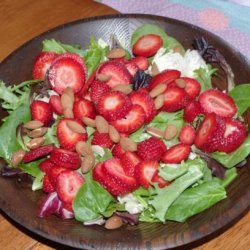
[118,194,144,214]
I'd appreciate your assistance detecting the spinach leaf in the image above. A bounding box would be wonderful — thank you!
[101,203,126,218]
[73,177,114,222]
[211,134,250,168]
[229,83,250,115]
[150,165,203,222]
[131,24,184,54]
[165,181,226,222]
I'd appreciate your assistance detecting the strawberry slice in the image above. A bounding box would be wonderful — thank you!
[124,61,139,76]
[135,160,159,188]
[137,137,167,161]
[132,34,163,57]
[49,95,63,115]
[111,104,146,134]
[184,101,202,123]
[179,125,196,145]
[32,52,57,80]
[162,86,191,112]
[199,89,237,117]
[48,165,67,188]
[30,100,53,126]
[50,148,81,170]
[97,91,132,121]
[73,98,96,120]
[149,70,181,90]
[161,143,190,164]
[151,170,171,188]
[56,170,85,204]
[218,118,247,153]
[57,118,87,150]
[43,173,55,193]
[194,113,224,152]
[111,144,126,158]
[90,80,111,106]
[121,151,141,177]
[130,88,156,123]
[130,56,149,70]
[97,61,132,88]
[92,131,114,148]
[23,144,54,163]
[39,159,55,173]
[47,53,87,95]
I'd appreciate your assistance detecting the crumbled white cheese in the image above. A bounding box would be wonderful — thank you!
[188,152,197,160]
[118,194,144,214]
[84,217,105,226]
[92,145,105,157]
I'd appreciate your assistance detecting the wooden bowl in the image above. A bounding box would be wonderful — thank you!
[0,14,249,249]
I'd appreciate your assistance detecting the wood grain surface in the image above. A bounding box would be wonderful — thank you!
[0,0,249,249]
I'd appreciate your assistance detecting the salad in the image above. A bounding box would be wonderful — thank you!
[0,23,250,230]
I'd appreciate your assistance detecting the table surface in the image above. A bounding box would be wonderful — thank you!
[0,0,249,249]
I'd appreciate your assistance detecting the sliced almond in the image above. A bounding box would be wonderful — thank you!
[149,83,167,98]
[23,120,44,130]
[146,126,164,138]
[164,124,178,141]
[76,141,93,157]
[28,127,48,138]
[11,149,26,167]
[63,108,74,118]
[26,137,45,149]
[120,137,137,152]
[107,48,126,59]
[64,87,74,102]
[175,78,186,88]
[112,84,132,95]
[95,116,109,133]
[96,73,111,82]
[151,63,160,76]
[82,117,96,127]
[81,155,95,173]
[61,92,74,109]
[154,94,165,110]
[66,120,86,134]
[109,125,120,143]
[105,215,123,230]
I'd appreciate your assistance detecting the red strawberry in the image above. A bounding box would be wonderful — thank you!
[161,143,190,164]
[23,144,54,163]
[111,144,126,158]
[130,88,156,123]
[49,95,63,115]
[111,104,146,133]
[84,91,92,102]
[43,173,55,193]
[132,34,163,57]
[149,70,181,90]
[137,137,167,161]
[199,89,237,118]
[90,80,111,105]
[102,158,138,195]
[97,61,132,88]
[30,100,53,126]
[92,131,114,148]
[184,101,202,123]
[194,113,224,152]
[218,118,247,153]
[56,170,85,204]
[33,52,57,80]
[57,118,87,150]
[130,56,149,70]
[48,165,67,188]
[179,125,196,145]
[97,91,132,121]
[135,160,159,188]
[47,53,87,94]
[39,159,55,173]
[50,148,81,170]
[121,151,141,177]
[73,98,96,120]
[162,86,191,112]
[124,61,139,76]
[151,170,171,188]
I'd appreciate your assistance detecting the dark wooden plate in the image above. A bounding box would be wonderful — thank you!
[0,14,249,249]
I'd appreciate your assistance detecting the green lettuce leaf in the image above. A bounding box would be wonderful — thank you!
[229,83,250,115]
[165,181,226,222]
[19,159,43,177]
[214,168,238,188]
